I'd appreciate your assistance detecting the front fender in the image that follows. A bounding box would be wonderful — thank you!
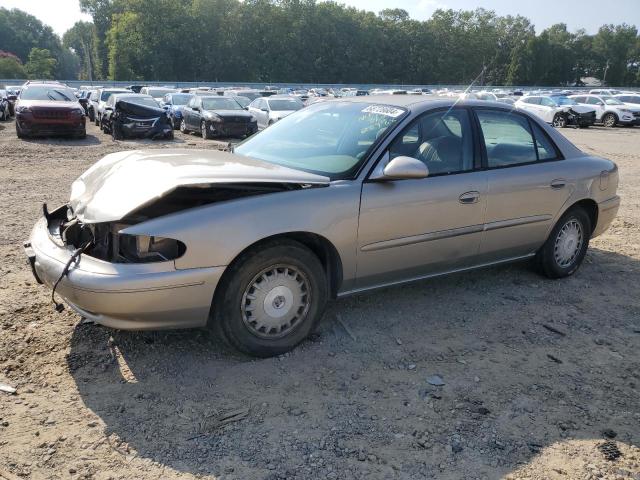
[121,182,361,291]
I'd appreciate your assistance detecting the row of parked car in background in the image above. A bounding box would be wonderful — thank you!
[2,81,639,140]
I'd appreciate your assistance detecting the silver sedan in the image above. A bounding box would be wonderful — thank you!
[25,97,620,357]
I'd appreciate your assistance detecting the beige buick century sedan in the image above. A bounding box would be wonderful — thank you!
[25,97,620,357]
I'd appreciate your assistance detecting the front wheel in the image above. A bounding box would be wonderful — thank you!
[201,120,213,139]
[212,240,328,357]
[552,113,567,128]
[602,113,617,128]
[180,118,188,133]
[536,208,591,279]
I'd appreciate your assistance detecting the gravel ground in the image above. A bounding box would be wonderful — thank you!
[0,119,639,480]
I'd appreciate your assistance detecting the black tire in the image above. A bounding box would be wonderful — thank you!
[76,128,86,139]
[602,112,617,128]
[165,129,174,140]
[536,208,591,279]
[88,108,95,122]
[180,118,188,133]
[111,124,123,140]
[16,123,25,139]
[552,113,567,128]
[211,240,328,357]
[201,120,213,139]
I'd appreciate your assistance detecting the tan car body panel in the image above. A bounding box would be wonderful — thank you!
[27,97,620,330]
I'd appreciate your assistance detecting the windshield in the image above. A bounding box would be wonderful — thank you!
[233,96,250,108]
[202,97,243,110]
[234,91,261,100]
[118,96,159,108]
[101,89,129,101]
[234,102,407,179]
[147,88,173,98]
[602,96,624,106]
[551,96,575,105]
[21,86,76,101]
[268,99,303,111]
[170,94,192,105]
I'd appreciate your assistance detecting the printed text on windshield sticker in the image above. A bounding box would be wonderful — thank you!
[362,105,404,118]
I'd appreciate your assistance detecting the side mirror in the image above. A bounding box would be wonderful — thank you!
[597,102,604,106]
[371,155,429,181]
[261,108,268,112]
[192,106,199,111]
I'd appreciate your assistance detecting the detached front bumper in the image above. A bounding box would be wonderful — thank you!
[24,217,224,330]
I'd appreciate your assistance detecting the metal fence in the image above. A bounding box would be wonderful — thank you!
[1,79,638,92]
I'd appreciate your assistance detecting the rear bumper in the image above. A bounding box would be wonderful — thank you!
[593,196,620,238]
[25,217,224,330]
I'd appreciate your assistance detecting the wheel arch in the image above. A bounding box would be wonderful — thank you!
[561,198,599,236]
[214,231,344,302]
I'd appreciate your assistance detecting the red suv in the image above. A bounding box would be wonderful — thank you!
[15,82,86,139]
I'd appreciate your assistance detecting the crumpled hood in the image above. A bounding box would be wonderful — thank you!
[563,105,595,114]
[69,149,329,223]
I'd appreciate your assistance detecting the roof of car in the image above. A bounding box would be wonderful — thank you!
[326,95,519,111]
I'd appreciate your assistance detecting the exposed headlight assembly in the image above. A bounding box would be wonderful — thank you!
[16,105,31,113]
[117,233,185,263]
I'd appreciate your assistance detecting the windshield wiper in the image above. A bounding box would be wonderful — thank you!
[52,89,72,101]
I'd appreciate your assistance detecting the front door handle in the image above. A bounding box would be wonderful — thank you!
[551,179,566,189]
[459,191,480,204]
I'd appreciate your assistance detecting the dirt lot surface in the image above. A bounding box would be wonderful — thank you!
[0,119,639,480]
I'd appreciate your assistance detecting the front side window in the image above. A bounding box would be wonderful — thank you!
[586,97,602,105]
[389,109,474,176]
[476,110,537,167]
[234,101,406,179]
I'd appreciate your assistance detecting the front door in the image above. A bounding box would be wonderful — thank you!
[356,108,487,289]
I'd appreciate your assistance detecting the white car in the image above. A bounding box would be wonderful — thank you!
[614,93,640,107]
[247,96,304,130]
[569,94,640,127]
[94,88,132,125]
[516,95,596,128]
[589,89,624,96]
[139,87,177,102]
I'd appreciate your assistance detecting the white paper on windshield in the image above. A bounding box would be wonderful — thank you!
[362,105,404,117]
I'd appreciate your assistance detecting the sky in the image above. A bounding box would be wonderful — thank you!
[1,0,639,36]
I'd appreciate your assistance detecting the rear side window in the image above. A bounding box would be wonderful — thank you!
[476,110,537,167]
[477,110,561,167]
[531,123,558,161]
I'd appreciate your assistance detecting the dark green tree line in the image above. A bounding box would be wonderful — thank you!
[2,1,640,85]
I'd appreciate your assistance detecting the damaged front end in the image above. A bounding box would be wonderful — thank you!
[48,182,313,264]
[564,108,596,128]
[112,99,173,140]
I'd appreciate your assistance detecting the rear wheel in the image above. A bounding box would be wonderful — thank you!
[88,108,95,122]
[602,113,617,128]
[536,208,591,279]
[212,240,328,357]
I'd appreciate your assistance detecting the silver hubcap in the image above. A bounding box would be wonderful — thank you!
[605,115,614,126]
[202,122,206,136]
[554,219,583,268]
[241,265,310,339]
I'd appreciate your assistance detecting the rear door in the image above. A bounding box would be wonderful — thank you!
[474,108,574,262]
[356,108,488,289]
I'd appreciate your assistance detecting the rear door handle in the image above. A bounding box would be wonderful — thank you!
[551,179,566,189]
[459,191,480,204]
